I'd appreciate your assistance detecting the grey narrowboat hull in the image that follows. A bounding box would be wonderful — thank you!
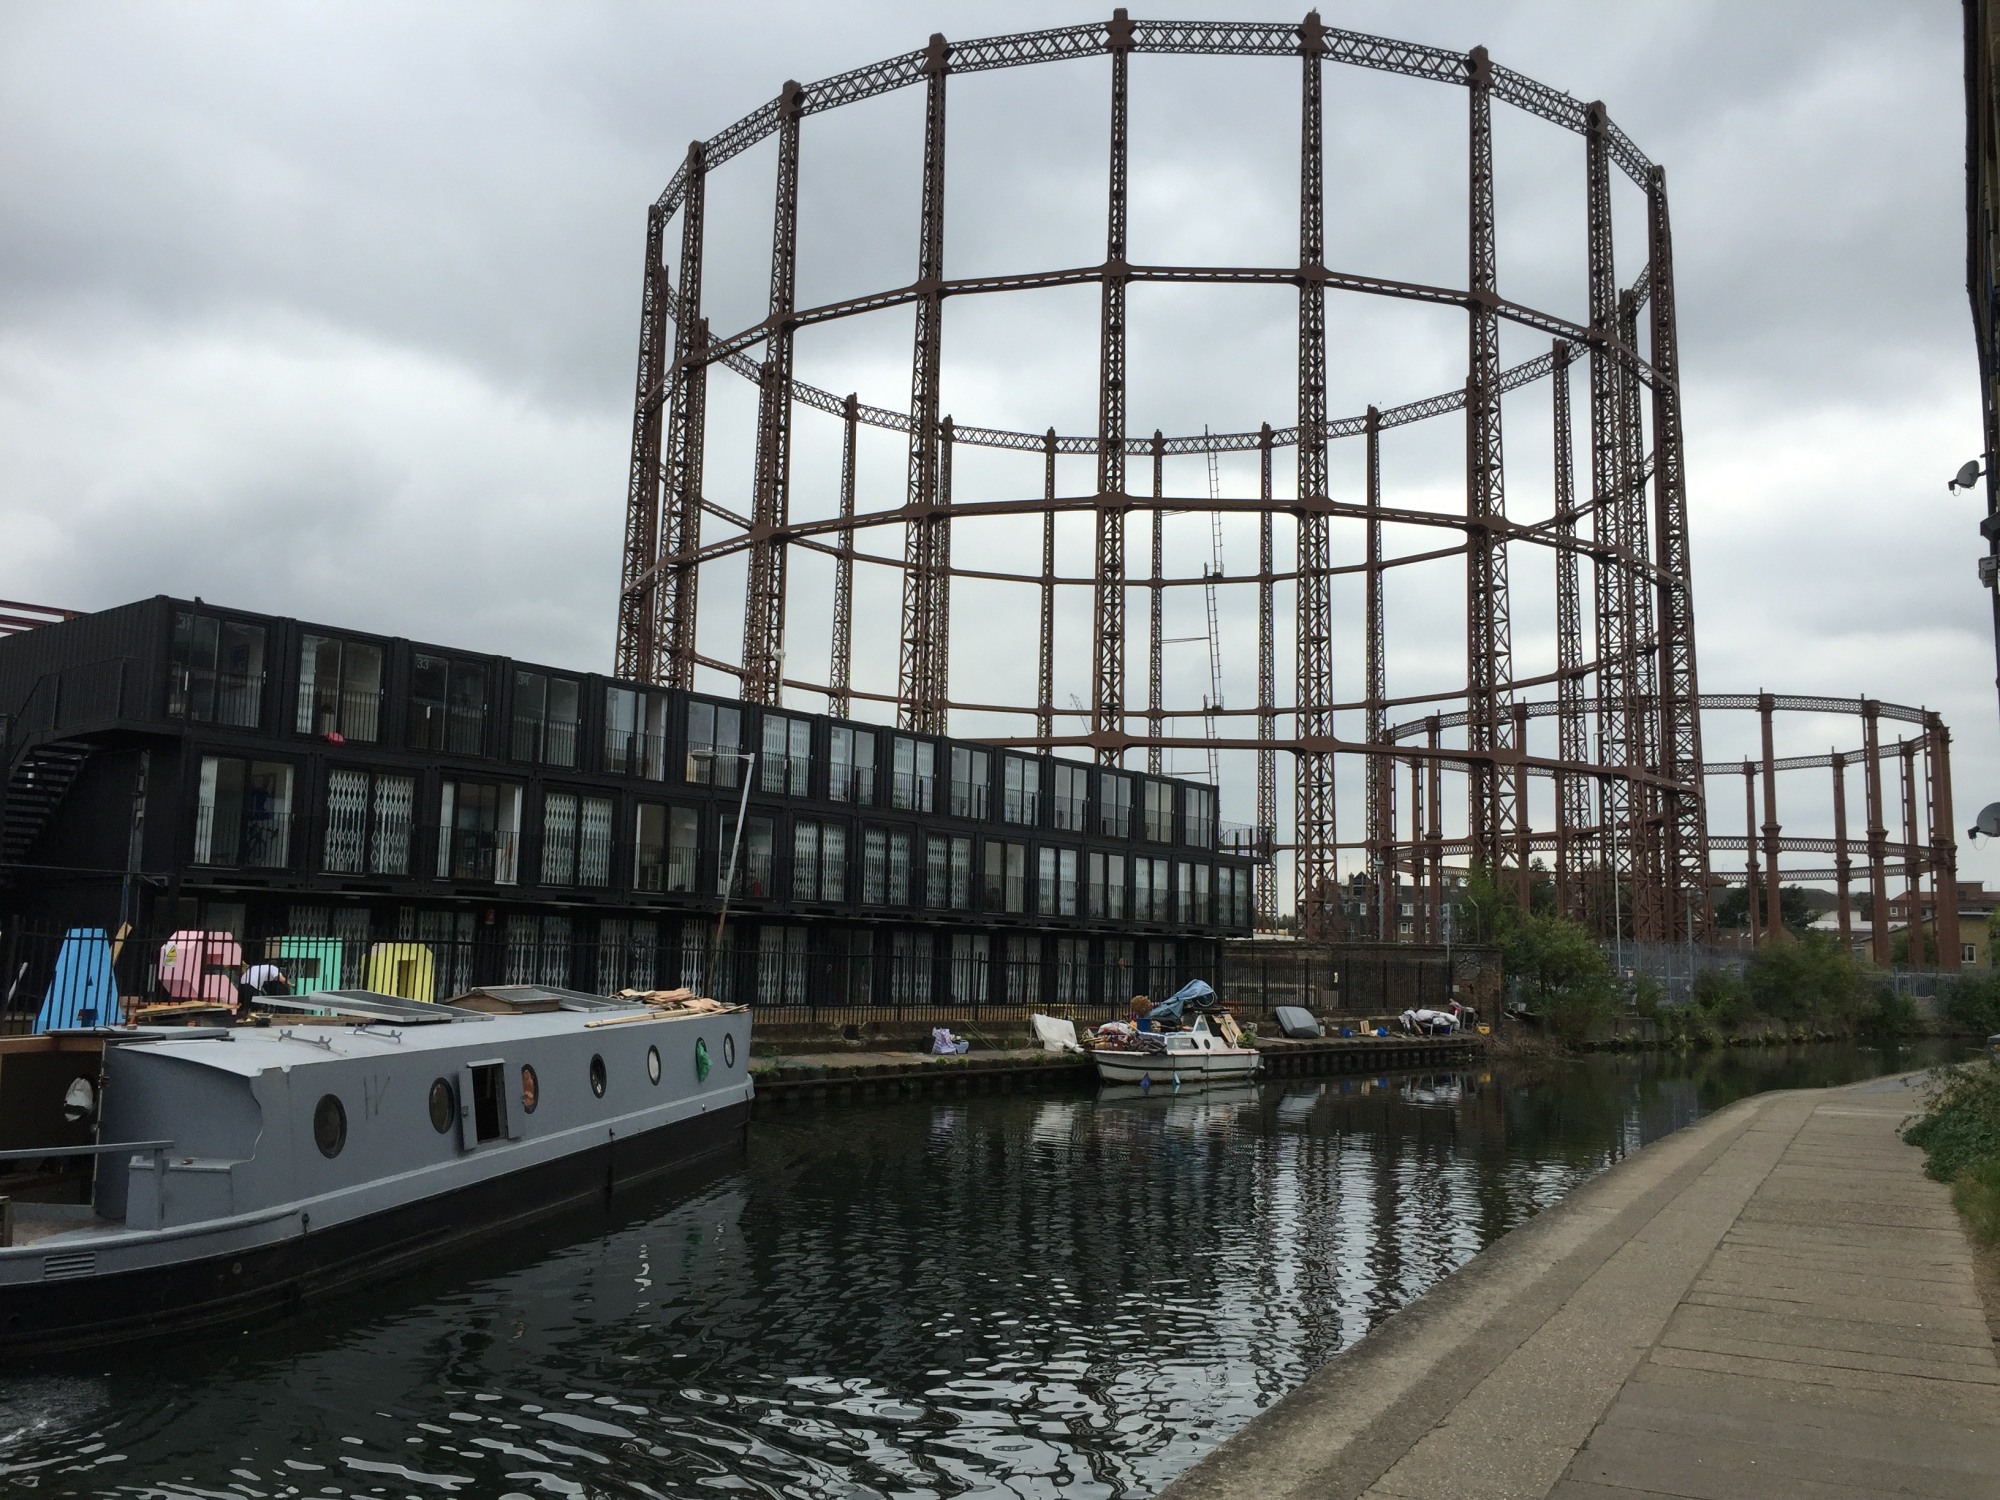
[0,1095,748,1356]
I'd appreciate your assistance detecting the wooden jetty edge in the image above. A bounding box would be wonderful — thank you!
[1158,1072,2000,1500]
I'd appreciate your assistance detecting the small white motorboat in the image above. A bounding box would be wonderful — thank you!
[1091,1017,1261,1086]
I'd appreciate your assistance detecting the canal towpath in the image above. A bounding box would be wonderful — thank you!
[1159,1070,2000,1500]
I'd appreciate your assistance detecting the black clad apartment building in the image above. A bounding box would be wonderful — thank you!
[0,597,1253,1008]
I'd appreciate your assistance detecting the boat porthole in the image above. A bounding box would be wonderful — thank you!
[647,1045,661,1085]
[313,1094,347,1159]
[521,1064,540,1113]
[427,1078,454,1134]
[723,1033,736,1068]
[694,1037,711,1083]
[589,1054,607,1098]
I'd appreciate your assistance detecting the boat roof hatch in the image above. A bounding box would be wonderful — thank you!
[449,984,634,1014]
[255,990,488,1025]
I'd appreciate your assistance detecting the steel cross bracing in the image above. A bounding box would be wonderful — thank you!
[741,83,803,707]
[1093,19,1132,766]
[1294,14,1338,939]
[897,40,950,733]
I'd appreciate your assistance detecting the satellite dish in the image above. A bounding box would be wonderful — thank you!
[1953,459,1985,491]
[1971,803,2000,840]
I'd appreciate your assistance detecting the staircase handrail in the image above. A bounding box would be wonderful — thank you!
[3,656,138,778]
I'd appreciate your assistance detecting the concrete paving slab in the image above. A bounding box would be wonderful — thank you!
[1156,1078,2000,1500]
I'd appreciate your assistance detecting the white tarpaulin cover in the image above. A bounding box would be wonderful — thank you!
[1031,1013,1081,1053]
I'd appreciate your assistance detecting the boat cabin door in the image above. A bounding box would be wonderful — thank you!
[457,1059,512,1150]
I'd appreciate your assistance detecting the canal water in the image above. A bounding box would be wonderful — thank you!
[0,1040,1961,1498]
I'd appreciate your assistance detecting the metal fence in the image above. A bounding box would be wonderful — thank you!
[1609,940,1946,1006]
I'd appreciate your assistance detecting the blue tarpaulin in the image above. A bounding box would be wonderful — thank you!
[1145,979,1216,1023]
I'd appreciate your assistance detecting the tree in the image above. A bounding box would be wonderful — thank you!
[1507,911,1616,1042]
[1744,932,1864,1025]
[1711,884,1817,938]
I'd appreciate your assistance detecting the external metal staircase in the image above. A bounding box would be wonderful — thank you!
[2,739,91,867]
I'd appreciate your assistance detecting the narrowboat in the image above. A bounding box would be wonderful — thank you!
[0,985,751,1353]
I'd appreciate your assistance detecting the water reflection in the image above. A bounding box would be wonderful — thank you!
[0,1040,1956,1498]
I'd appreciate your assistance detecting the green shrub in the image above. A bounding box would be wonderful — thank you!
[1954,1154,2000,1249]
[1692,967,1752,1027]
[1860,986,1920,1039]
[1743,934,1864,1027]
[1903,1061,2000,1182]
[1940,974,2000,1035]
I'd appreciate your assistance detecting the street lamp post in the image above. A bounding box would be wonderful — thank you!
[696,749,758,1000]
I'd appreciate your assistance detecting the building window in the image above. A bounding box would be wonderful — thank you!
[437,779,522,884]
[1102,938,1136,1004]
[541,792,613,888]
[410,655,489,756]
[757,926,809,1005]
[760,714,813,796]
[1002,755,1042,826]
[1053,848,1080,916]
[1194,864,1212,923]
[830,726,876,805]
[1002,933,1037,1004]
[169,611,266,728]
[1184,785,1216,849]
[634,803,700,894]
[717,810,773,898]
[888,831,911,904]
[984,840,1027,913]
[950,934,989,1006]
[1053,763,1089,831]
[950,747,990,819]
[792,820,847,903]
[297,634,382,742]
[504,914,571,987]
[1100,771,1133,838]
[194,756,292,867]
[891,737,936,812]
[1133,857,1170,921]
[1055,937,1089,1005]
[512,671,580,767]
[322,767,414,876]
[605,686,668,779]
[685,700,742,786]
[1088,850,1127,920]
[890,931,933,1006]
[1141,780,1173,843]
[1965,944,1979,965]
[1176,861,1195,923]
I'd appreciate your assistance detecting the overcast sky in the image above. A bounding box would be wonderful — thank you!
[3,1,1992,895]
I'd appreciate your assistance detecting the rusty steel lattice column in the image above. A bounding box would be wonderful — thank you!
[1092,15,1133,766]
[1585,102,1632,934]
[1464,43,1516,879]
[1364,405,1390,934]
[1551,341,1589,918]
[659,142,709,689]
[1619,287,1664,940]
[1759,693,1781,938]
[615,198,671,682]
[1255,422,1277,929]
[742,81,805,706]
[1832,752,1853,944]
[1426,715,1444,938]
[1294,13,1339,938]
[937,415,955,718]
[1037,429,1057,741]
[1864,701,1891,967]
[1409,754,1428,941]
[1647,167,1708,939]
[898,36,950,733]
[1742,761,1759,942]
[827,392,859,718]
[1930,715,1961,971]
[1148,430,1165,775]
[1901,741,1926,967]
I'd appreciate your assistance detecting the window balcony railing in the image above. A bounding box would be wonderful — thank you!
[1219,821,1272,858]
[513,715,580,766]
[411,703,486,756]
[828,767,876,805]
[605,729,669,779]
[169,668,264,729]
[438,828,521,885]
[636,844,702,895]
[1051,795,1088,831]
